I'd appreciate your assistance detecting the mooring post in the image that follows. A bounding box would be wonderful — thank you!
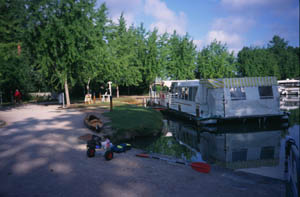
[110,95,113,111]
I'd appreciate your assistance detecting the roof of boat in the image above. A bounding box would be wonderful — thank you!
[163,76,278,89]
[202,76,278,88]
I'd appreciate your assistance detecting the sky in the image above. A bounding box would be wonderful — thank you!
[96,0,299,53]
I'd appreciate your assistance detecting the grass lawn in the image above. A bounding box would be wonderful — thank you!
[104,105,163,138]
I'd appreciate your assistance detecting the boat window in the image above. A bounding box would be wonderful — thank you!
[180,87,185,99]
[170,82,178,93]
[193,87,198,101]
[184,88,189,100]
[188,87,193,101]
[258,86,273,99]
[232,148,247,162]
[230,87,246,100]
[188,87,198,101]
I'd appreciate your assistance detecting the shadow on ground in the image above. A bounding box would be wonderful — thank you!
[0,104,285,197]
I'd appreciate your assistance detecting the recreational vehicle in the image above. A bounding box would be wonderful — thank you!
[152,77,287,124]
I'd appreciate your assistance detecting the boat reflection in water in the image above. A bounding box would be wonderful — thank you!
[280,94,300,111]
[159,118,289,180]
[138,96,298,182]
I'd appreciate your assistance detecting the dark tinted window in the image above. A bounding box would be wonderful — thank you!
[230,87,246,100]
[260,146,274,159]
[258,86,273,99]
[232,148,247,162]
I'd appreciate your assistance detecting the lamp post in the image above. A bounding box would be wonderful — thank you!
[108,81,112,111]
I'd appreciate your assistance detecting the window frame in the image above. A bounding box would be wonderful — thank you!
[230,87,246,101]
[258,86,274,99]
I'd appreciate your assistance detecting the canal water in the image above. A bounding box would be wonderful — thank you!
[132,95,299,180]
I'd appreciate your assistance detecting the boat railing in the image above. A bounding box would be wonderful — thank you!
[284,136,299,197]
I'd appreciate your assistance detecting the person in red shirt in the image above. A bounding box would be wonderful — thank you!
[14,89,21,103]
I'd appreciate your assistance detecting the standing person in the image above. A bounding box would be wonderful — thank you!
[14,89,22,103]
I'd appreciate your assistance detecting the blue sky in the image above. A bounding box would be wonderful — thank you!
[96,0,299,52]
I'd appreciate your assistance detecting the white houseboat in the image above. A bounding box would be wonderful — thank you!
[151,76,288,125]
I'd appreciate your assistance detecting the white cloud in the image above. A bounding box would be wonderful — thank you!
[193,39,203,50]
[221,0,271,8]
[144,0,187,35]
[203,16,253,52]
[97,0,143,26]
[206,30,243,52]
[221,0,298,17]
[212,16,255,33]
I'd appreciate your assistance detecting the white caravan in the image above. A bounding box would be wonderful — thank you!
[152,77,287,124]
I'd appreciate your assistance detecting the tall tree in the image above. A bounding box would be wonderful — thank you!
[25,0,98,106]
[105,13,142,97]
[196,40,236,79]
[77,3,109,94]
[0,0,33,101]
[166,32,197,80]
[143,29,161,90]
[237,47,280,78]
[267,35,299,79]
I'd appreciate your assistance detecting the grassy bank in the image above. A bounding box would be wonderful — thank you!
[104,105,163,141]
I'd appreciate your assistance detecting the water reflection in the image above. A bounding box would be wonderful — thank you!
[280,94,300,111]
[165,119,285,169]
[134,95,299,180]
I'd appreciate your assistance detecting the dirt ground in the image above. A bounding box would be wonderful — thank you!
[0,104,285,197]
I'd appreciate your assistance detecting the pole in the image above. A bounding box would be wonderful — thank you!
[93,92,96,104]
[110,96,113,112]
[0,91,2,105]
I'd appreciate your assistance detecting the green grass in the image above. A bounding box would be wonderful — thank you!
[104,105,163,137]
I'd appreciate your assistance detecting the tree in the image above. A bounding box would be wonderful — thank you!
[166,32,197,80]
[25,0,98,106]
[77,3,109,95]
[105,13,142,97]
[196,40,236,79]
[142,28,161,90]
[267,35,299,79]
[237,47,280,78]
[0,0,33,101]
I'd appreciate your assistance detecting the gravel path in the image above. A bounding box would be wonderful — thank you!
[0,104,285,197]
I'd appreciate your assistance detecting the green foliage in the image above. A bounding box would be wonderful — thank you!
[2,1,299,101]
[165,32,197,80]
[196,40,236,79]
[237,47,280,78]
[105,14,142,88]
[0,0,34,100]
[26,0,98,90]
[237,35,299,79]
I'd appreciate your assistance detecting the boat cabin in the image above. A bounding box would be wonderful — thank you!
[153,77,285,122]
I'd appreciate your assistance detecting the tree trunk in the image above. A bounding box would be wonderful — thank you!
[116,85,119,98]
[149,84,152,97]
[86,78,90,94]
[64,79,70,107]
